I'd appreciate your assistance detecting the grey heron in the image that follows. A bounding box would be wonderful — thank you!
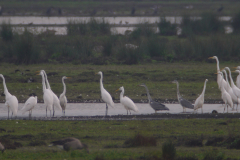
[0,142,4,153]
[49,137,89,152]
[139,83,169,113]
[172,80,194,112]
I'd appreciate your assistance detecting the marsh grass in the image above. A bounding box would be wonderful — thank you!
[0,20,13,41]
[0,119,240,159]
[158,17,177,36]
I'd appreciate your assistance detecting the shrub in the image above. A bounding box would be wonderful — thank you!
[162,140,176,160]
[0,21,13,41]
[232,12,240,33]
[131,22,155,39]
[14,29,40,64]
[124,133,157,147]
[203,149,224,160]
[158,17,177,36]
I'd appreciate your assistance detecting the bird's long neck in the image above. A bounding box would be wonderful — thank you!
[226,68,235,87]
[99,73,104,90]
[62,78,66,95]
[215,57,220,71]
[176,82,181,98]
[223,71,230,89]
[143,85,152,102]
[201,80,207,96]
[43,71,51,89]
[41,74,46,91]
[0,76,9,95]
[120,88,124,100]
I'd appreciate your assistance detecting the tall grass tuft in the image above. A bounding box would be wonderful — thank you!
[162,140,176,160]
[0,21,13,41]
[158,17,177,36]
[67,18,110,36]
[232,12,240,33]
[181,13,224,36]
[14,29,40,64]
[203,149,224,160]
[131,22,155,39]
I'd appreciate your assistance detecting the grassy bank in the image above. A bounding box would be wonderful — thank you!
[0,62,237,102]
[0,0,239,16]
[0,119,240,159]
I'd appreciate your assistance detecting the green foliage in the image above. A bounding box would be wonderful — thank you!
[203,149,225,160]
[232,12,240,33]
[162,140,176,160]
[124,133,157,147]
[181,13,224,36]
[14,29,40,64]
[131,22,155,39]
[67,18,110,36]
[0,21,13,41]
[158,17,177,36]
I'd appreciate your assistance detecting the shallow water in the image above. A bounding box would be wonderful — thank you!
[0,103,235,119]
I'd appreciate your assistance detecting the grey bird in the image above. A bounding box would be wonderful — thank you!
[139,83,169,113]
[172,80,194,112]
[49,137,89,152]
[0,142,5,153]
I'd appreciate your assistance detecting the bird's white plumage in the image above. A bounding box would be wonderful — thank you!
[194,79,208,113]
[59,76,69,113]
[98,71,114,108]
[219,72,233,112]
[225,67,240,100]
[234,69,240,89]
[209,56,228,90]
[0,74,18,117]
[39,71,53,112]
[42,70,62,111]
[117,86,138,114]
[21,96,37,114]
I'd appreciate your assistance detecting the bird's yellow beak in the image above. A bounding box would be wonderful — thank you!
[208,57,214,59]
[231,71,237,73]
[36,73,40,75]
[214,73,218,74]
[115,89,119,92]
[66,77,71,79]
[220,68,225,71]
[233,67,237,69]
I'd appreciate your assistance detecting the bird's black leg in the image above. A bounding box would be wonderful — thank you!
[127,110,128,115]
[105,104,108,116]
[64,110,65,116]
[46,107,47,117]
[53,105,55,117]
[130,110,131,115]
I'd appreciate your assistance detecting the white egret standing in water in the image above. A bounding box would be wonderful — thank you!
[21,93,37,118]
[37,71,53,117]
[0,74,18,119]
[116,86,139,115]
[194,79,208,113]
[96,71,114,116]
[59,76,70,116]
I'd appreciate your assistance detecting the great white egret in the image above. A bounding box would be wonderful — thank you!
[59,76,70,116]
[172,80,194,112]
[96,71,114,116]
[0,142,4,153]
[37,70,53,117]
[194,79,208,113]
[219,72,233,112]
[139,83,169,112]
[116,86,139,115]
[49,137,89,152]
[42,70,62,116]
[224,67,240,111]
[21,93,37,118]
[233,67,240,88]
[222,69,240,110]
[0,74,18,119]
[208,56,228,90]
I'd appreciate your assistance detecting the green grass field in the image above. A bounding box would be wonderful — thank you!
[0,119,240,159]
[0,62,238,103]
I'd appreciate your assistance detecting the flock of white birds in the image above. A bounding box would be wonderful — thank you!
[1,56,240,119]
